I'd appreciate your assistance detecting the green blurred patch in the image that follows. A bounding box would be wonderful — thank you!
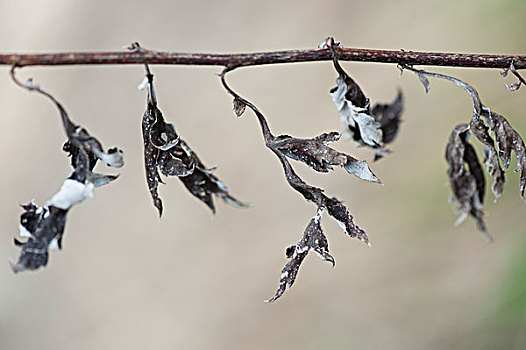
[460,233,526,348]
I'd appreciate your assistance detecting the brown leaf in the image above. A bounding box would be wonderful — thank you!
[445,124,491,241]
[270,132,381,183]
[142,71,246,216]
[266,209,334,302]
[469,117,505,199]
[487,111,526,199]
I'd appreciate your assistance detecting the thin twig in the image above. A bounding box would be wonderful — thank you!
[1,47,525,69]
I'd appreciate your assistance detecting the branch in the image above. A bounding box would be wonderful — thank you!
[1,46,525,69]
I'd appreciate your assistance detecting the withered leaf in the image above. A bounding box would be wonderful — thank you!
[266,209,334,302]
[12,205,67,273]
[11,73,123,272]
[408,66,526,202]
[469,117,505,199]
[273,150,370,245]
[270,132,381,183]
[142,71,246,216]
[371,90,404,144]
[329,45,403,158]
[220,66,372,301]
[232,98,246,117]
[487,111,526,199]
[445,124,491,241]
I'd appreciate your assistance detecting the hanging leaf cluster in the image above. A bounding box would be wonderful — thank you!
[221,62,383,301]
[141,68,246,216]
[10,74,124,272]
[7,39,525,304]
[407,66,525,240]
[325,38,404,160]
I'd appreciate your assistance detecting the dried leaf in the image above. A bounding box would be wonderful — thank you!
[487,111,526,199]
[371,90,404,144]
[12,205,67,273]
[445,124,491,241]
[469,117,505,199]
[270,133,381,183]
[407,66,526,201]
[10,74,123,272]
[266,209,334,302]
[142,71,246,216]
[273,150,370,245]
[220,67,372,301]
[329,48,403,158]
[232,98,246,117]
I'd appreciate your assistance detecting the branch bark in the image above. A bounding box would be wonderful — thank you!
[0,47,525,69]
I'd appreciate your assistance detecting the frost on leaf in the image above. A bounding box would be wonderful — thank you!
[446,124,490,241]
[141,70,246,216]
[11,73,123,272]
[328,41,403,160]
[266,210,334,302]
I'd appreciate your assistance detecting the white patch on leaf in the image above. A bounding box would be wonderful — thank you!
[330,76,383,146]
[47,179,94,210]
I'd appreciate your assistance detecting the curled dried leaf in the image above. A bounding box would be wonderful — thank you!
[487,111,526,199]
[407,66,526,201]
[220,67,371,301]
[469,117,505,199]
[328,43,403,158]
[142,70,246,216]
[266,209,334,302]
[446,124,491,241]
[270,132,381,183]
[10,69,123,272]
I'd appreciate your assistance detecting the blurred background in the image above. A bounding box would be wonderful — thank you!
[1,0,525,349]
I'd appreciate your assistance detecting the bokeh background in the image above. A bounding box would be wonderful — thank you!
[1,0,525,349]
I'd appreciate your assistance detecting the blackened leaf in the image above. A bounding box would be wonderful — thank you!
[371,90,404,145]
[446,124,491,241]
[141,71,246,215]
[177,140,248,214]
[142,94,167,216]
[12,205,68,273]
[266,210,334,302]
[270,133,381,183]
[10,70,124,272]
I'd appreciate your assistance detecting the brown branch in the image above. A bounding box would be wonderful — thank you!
[0,47,525,69]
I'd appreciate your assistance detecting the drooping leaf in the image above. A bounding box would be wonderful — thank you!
[141,70,246,216]
[270,132,381,183]
[266,209,334,302]
[273,150,370,245]
[487,111,526,199]
[445,124,490,241]
[328,42,403,158]
[11,72,123,272]
[407,66,526,202]
[220,66,372,301]
[469,117,505,199]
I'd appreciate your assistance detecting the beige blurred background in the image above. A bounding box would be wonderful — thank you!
[1,0,525,349]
